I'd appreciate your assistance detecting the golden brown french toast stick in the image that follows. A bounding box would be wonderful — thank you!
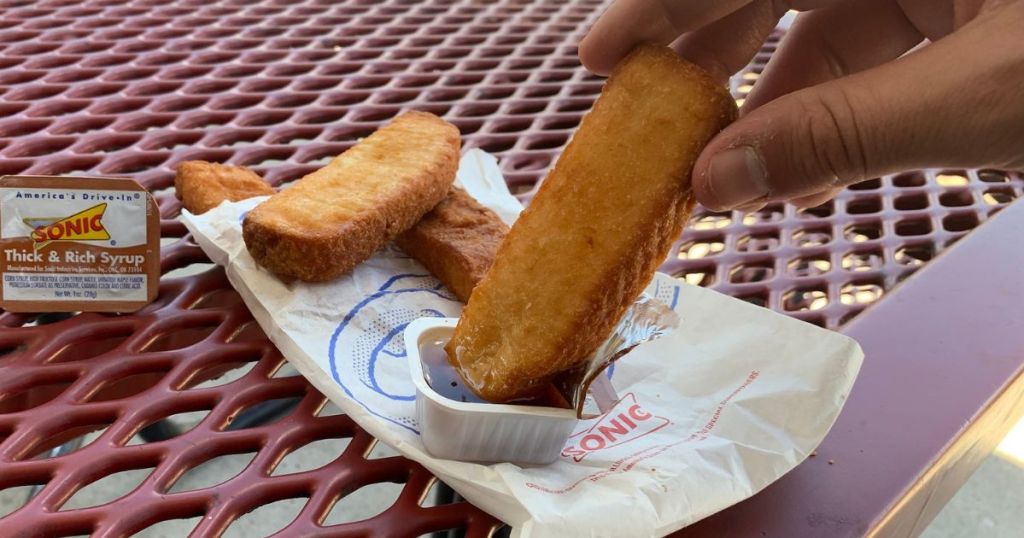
[242,111,460,282]
[175,161,275,214]
[446,45,737,402]
[395,187,508,303]
[176,158,501,297]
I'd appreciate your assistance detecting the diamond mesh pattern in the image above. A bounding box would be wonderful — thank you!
[0,0,1021,536]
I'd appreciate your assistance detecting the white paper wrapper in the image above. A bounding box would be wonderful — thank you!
[181,149,863,537]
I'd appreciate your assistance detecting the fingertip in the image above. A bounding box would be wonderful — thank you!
[790,187,842,208]
[692,130,733,211]
[577,34,616,76]
[578,0,660,77]
[691,154,726,211]
[735,200,766,214]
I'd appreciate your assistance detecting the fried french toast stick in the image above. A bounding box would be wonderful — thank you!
[446,45,738,402]
[175,155,505,300]
[396,187,508,303]
[243,111,460,282]
[175,161,275,214]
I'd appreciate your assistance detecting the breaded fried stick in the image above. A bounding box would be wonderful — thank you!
[175,157,505,300]
[396,187,508,303]
[175,161,275,214]
[446,45,737,402]
[243,111,460,282]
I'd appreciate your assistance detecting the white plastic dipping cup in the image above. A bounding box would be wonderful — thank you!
[405,317,579,465]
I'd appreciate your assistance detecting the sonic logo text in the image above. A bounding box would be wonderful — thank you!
[27,203,110,248]
[561,393,671,462]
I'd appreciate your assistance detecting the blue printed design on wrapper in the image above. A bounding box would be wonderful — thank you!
[327,273,681,431]
[328,274,461,434]
[653,280,681,311]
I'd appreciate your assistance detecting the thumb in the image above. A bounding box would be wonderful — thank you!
[692,12,1024,210]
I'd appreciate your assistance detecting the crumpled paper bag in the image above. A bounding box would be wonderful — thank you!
[181,149,863,538]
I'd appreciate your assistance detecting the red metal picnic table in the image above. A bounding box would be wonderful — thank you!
[0,1,1022,536]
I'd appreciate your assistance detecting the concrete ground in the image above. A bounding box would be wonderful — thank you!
[920,418,1024,538]
[2,415,1023,536]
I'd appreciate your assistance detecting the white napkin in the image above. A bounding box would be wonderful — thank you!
[181,149,862,537]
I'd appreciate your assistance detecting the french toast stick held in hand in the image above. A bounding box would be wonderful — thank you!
[243,111,460,282]
[446,45,738,402]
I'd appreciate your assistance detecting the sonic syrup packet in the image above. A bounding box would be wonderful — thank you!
[0,176,160,313]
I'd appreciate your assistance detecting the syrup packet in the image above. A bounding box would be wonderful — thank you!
[0,176,160,313]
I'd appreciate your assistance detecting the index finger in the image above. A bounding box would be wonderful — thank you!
[578,0,755,75]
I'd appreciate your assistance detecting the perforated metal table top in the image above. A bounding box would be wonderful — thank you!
[0,1,1021,536]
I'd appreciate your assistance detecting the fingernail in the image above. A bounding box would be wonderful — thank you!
[707,146,768,209]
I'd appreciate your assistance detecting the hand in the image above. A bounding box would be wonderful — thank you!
[579,0,1024,211]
